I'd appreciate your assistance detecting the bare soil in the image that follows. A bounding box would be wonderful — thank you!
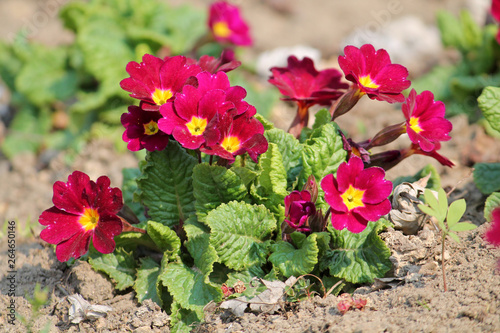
[1,1,500,332]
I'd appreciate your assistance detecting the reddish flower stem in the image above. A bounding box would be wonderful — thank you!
[442,233,448,292]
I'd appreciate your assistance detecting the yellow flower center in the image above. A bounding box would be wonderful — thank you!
[409,117,423,133]
[79,208,100,231]
[186,116,208,136]
[221,136,241,153]
[213,21,232,38]
[340,185,365,211]
[143,120,159,135]
[358,75,380,89]
[151,88,173,105]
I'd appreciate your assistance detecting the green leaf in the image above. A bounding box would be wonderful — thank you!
[192,163,249,221]
[320,219,392,284]
[449,222,477,232]
[160,262,222,313]
[446,199,466,227]
[269,233,319,278]
[231,167,259,188]
[417,204,438,220]
[485,192,500,222]
[437,10,466,50]
[254,113,275,131]
[460,10,482,50]
[121,168,145,221]
[478,86,500,133]
[205,201,276,271]
[250,143,288,222]
[136,142,197,227]
[146,221,181,256]
[437,188,449,220]
[184,216,218,279]
[134,257,162,306]
[169,301,203,333]
[15,45,78,106]
[422,189,446,223]
[312,108,331,131]
[264,129,304,189]
[392,164,441,191]
[448,232,461,243]
[88,247,136,291]
[299,122,346,208]
[473,163,500,194]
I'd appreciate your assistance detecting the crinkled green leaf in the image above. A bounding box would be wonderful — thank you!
[169,301,203,333]
[269,233,319,278]
[160,262,222,313]
[446,199,466,227]
[250,143,288,222]
[231,166,259,188]
[146,221,181,257]
[255,113,275,130]
[299,122,347,208]
[478,86,500,133]
[312,108,331,131]
[134,257,162,306]
[393,164,441,191]
[460,10,482,50]
[485,192,500,222]
[205,201,276,271]
[320,219,392,284]
[88,247,136,291]
[193,163,249,221]
[184,216,218,279]
[473,163,500,194]
[264,129,304,189]
[136,142,197,227]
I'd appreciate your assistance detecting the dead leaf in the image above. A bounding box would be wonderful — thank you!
[67,294,113,324]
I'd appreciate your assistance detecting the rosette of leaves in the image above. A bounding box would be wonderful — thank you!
[86,114,394,332]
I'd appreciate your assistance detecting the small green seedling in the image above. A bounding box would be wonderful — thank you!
[16,283,51,333]
[418,188,477,291]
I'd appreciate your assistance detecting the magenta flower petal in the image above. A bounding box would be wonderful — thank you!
[55,231,92,262]
[486,207,500,247]
[402,89,452,152]
[208,1,252,46]
[339,44,410,103]
[492,0,500,22]
[52,171,90,214]
[321,156,392,233]
[196,49,241,74]
[120,54,201,109]
[269,56,348,110]
[38,171,124,262]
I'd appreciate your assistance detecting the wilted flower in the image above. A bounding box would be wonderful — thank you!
[121,105,169,152]
[269,56,347,137]
[158,71,252,150]
[402,89,452,152]
[338,44,410,103]
[208,1,252,46]
[120,54,201,110]
[39,171,123,262]
[284,190,316,232]
[321,156,392,233]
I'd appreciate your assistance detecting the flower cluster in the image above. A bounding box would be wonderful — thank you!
[485,207,500,271]
[120,52,267,163]
[39,171,123,262]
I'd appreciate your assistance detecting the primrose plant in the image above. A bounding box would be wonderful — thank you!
[37,1,456,331]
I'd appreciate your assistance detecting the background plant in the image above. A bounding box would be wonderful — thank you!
[418,188,477,291]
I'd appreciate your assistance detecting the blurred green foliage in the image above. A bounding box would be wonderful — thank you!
[412,10,500,123]
[0,0,207,158]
